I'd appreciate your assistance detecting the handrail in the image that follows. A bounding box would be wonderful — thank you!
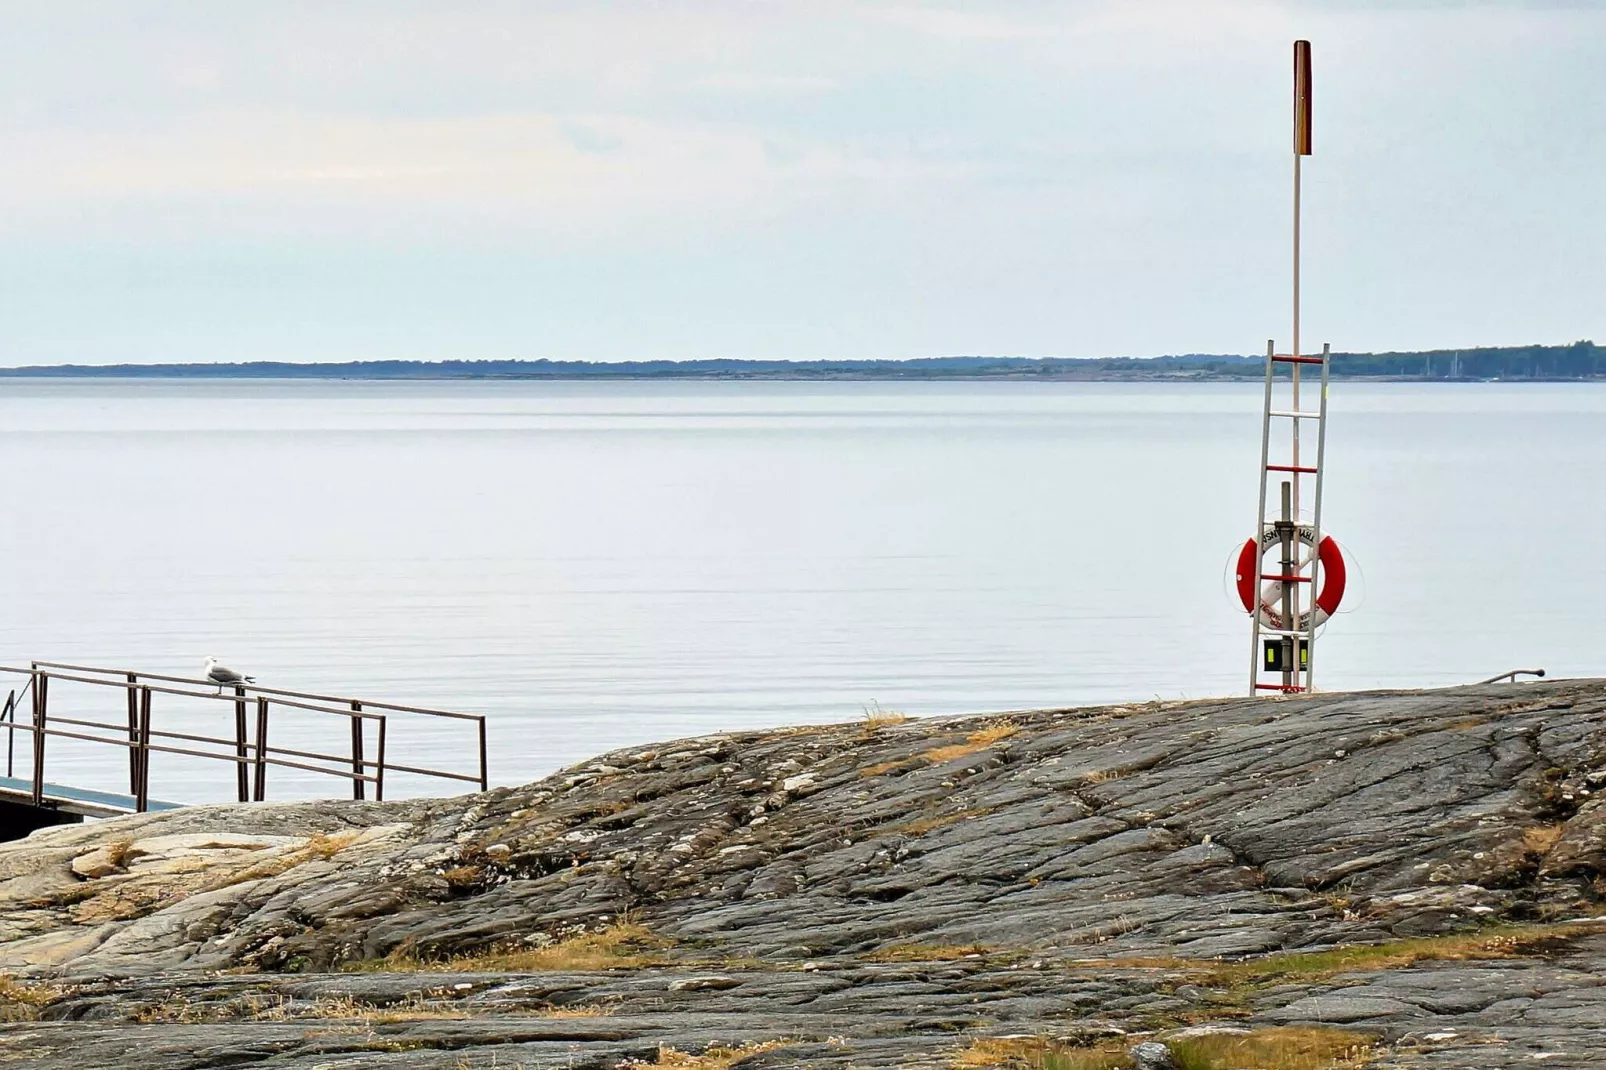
[0,666,383,722]
[6,721,381,784]
[30,661,485,722]
[1478,668,1546,685]
[0,660,489,813]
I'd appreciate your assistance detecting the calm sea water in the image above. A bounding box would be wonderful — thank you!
[1,378,1600,803]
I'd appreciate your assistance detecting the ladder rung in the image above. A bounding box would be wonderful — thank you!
[1254,683,1306,692]
[1269,410,1322,419]
[1259,627,1313,636]
[1271,355,1324,365]
[1260,574,1310,582]
[1266,464,1318,473]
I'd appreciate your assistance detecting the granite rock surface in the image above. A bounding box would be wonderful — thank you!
[1,680,1604,1067]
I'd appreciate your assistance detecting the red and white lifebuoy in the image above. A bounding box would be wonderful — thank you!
[1234,526,1347,631]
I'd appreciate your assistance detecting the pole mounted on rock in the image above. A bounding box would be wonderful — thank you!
[1236,40,1348,696]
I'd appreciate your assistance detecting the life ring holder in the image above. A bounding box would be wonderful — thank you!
[1234,526,1347,631]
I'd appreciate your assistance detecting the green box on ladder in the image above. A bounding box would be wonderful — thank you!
[1264,639,1309,674]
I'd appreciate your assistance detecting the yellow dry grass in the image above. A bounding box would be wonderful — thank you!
[0,975,58,1022]
[637,1041,787,1069]
[1198,922,1599,986]
[537,1003,613,1018]
[135,991,476,1024]
[862,943,990,963]
[1167,1027,1372,1070]
[1077,920,1606,988]
[380,919,672,972]
[1523,823,1564,858]
[201,831,362,892]
[922,720,1019,765]
[861,701,911,732]
[952,1037,1127,1069]
[266,994,470,1023]
[894,808,989,836]
[104,838,135,870]
[952,1028,1371,1070]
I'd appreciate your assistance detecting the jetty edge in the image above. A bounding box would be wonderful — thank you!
[0,681,1602,1068]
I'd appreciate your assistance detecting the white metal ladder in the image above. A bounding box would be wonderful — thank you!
[1249,340,1330,695]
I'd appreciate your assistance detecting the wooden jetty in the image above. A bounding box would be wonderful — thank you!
[0,660,488,838]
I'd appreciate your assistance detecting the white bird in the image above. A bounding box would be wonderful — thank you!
[204,656,255,693]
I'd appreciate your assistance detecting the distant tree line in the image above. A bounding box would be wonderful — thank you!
[1,342,1601,380]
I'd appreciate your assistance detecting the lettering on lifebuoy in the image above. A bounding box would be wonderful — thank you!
[1234,528,1347,631]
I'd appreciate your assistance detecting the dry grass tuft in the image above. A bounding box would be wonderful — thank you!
[135,990,476,1024]
[0,975,58,1021]
[537,1002,614,1018]
[1081,921,1606,988]
[923,720,1019,765]
[381,918,672,973]
[104,838,135,870]
[1167,1026,1372,1069]
[894,808,990,836]
[636,1040,787,1069]
[1524,823,1564,858]
[861,701,911,732]
[1197,922,1600,986]
[265,993,471,1023]
[953,1029,1371,1070]
[201,831,363,893]
[863,943,990,963]
[952,1037,1128,1069]
[860,758,910,778]
[442,864,484,891]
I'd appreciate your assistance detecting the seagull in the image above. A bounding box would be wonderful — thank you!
[204,656,255,693]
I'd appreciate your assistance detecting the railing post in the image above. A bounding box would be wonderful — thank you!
[31,670,48,806]
[374,715,386,802]
[233,684,249,803]
[3,689,14,780]
[135,686,152,813]
[479,716,488,792]
[253,697,269,802]
[126,672,140,795]
[350,701,365,801]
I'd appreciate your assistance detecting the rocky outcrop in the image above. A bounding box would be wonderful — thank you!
[1,680,1604,1067]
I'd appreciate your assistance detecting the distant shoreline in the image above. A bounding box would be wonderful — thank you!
[0,341,1599,382]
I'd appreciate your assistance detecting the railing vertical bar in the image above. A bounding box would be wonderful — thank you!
[253,697,269,802]
[350,701,365,801]
[478,717,488,792]
[126,672,140,794]
[31,670,48,807]
[233,684,249,803]
[374,715,386,802]
[3,689,14,780]
[136,686,152,813]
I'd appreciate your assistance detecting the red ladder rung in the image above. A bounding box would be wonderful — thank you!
[1260,574,1310,583]
[1254,683,1307,692]
[1271,355,1324,365]
[1266,464,1318,473]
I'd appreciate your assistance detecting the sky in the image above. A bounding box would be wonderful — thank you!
[0,1,1601,366]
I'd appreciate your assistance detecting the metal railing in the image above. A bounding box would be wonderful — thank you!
[1477,668,1546,685]
[0,661,489,812]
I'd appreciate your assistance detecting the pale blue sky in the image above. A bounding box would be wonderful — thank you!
[0,1,1601,365]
